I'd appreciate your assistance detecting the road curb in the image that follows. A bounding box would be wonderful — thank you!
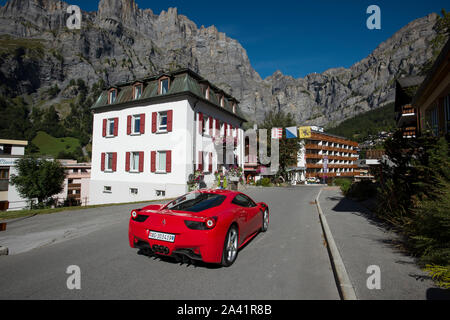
[315,188,357,300]
[0,246,8,256]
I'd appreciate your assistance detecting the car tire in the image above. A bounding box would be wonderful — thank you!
[221,225,239,267]
[261,209,269,232]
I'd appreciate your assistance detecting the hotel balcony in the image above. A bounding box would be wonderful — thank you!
[396,104,417,127]
[402,127,417,138]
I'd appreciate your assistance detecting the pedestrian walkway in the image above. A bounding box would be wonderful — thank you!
[318,187,449,300]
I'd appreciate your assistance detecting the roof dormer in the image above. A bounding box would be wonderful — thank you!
[158,76,170,95]
[132,82,143,100]
[108,87,118,104]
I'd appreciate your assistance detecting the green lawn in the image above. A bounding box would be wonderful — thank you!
[32,131,81,158]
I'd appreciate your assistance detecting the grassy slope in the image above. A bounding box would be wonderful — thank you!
[326,103,396,142]
[32,131,81,158]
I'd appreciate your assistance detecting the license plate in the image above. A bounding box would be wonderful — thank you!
[149,231,176,243]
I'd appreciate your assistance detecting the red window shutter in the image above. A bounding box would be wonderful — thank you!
[209,117,213,136]
[198,151,203,171]
[151,151,156,172]
[140,114,145,134]
[152,112,157,133]
[166,151,172,173]
[215,118,220,136]
[139,152,144,172]
[127,116,132,135]
[198,113,203,134]
[112,153,117,172]
[101,153,105,171]
[125,152,130,172]
[113,118,119,136]
[208,152,212,172]
[102,119,107,137]
[167,110,173,132]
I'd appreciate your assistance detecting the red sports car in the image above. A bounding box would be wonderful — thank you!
[128,189,269,267]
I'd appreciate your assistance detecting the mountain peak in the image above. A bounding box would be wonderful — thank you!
[98,0,139,23]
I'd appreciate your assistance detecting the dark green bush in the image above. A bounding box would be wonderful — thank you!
[256,177,271,187]
[346,180,378,201]
[333,178,352,195]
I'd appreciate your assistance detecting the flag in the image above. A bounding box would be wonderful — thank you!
[285,127,298,139]
[299,126,312,139]
[271,128,282,139]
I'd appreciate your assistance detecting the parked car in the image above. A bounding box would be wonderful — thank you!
[128,189,269,267]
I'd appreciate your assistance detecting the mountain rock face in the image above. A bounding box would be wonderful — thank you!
[0,0,443,127]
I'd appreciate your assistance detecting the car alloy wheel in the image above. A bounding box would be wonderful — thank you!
[222,226,238,267]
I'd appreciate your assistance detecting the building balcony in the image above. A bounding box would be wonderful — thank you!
[68,183,82,190]
[306,171,356,178]
[305,144,358,154]
[397,105,417,127]
[402,127,417,138]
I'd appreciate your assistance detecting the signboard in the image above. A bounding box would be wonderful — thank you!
[285,127,298,139]
[0,158,17,166]
[299,126,312,139]
[271,128,282,140]
[323,156,328,174]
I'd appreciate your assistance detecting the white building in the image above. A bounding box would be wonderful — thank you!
[0,139,28,211]
[55,160,91,206]
[89,69,247,205]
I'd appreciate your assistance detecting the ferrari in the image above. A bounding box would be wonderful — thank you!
[128,189,269,267]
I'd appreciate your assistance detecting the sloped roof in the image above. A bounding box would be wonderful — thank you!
[91,69,246,122]
[413,37,450,106]
[397,76,425,88]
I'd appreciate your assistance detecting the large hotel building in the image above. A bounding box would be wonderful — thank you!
[303,128,359,179]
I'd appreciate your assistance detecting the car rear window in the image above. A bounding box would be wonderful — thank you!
[166,192,226,213]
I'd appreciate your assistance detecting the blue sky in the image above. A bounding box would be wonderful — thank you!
[54,1,450,78]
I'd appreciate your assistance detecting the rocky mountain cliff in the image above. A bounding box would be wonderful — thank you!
[0,0,445,127]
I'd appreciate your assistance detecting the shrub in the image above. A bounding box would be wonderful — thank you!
[256,177,271,187]
[346,180,378,201]
[333,178,352,195]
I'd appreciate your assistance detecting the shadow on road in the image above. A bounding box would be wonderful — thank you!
[328,195,387,229]
[426,288,450,300]
[135,231,264,270]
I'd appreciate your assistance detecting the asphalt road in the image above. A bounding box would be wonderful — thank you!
[0,186,339,300]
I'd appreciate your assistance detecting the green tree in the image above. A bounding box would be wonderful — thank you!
[10,156,66,207]
[259,110,299,181]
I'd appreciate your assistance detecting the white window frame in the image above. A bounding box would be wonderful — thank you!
[158,112,168,133]
[134,84,142,100]
[159,78,169,95]
[107,118,115,137]
[203,116,209,136]
[105,152,114,172]
[109,90,117,104]
[131,114,142,135]
[130,152,140,173]
[157,151,167,173]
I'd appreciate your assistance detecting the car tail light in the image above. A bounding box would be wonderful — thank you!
[184,217,217,230]
[205,217,216,229]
